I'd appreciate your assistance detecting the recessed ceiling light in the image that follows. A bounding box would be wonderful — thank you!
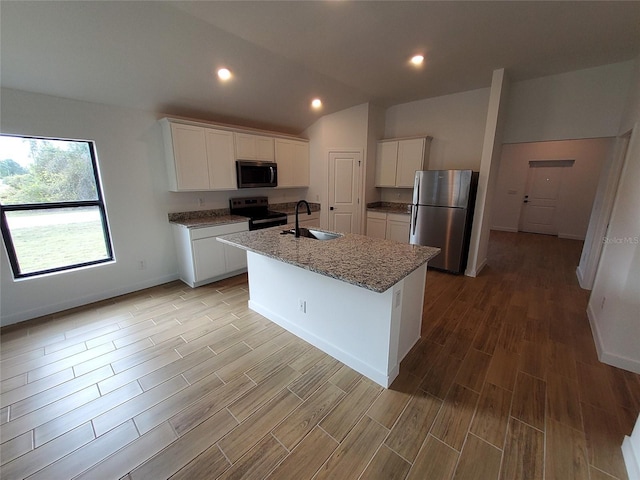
[410,55,424,66]
[217,68,232,81]
[311,98,322,109]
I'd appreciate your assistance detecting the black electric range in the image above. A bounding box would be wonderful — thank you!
[229,196,288,231]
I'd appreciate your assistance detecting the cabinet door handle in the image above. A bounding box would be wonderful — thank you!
[330,207,334,211]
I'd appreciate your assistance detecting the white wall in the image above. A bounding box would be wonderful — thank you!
[622,414,640,480]
[504,61,635,144]
[587,54,640,374]
[0,88,309,326]
[304,103,371,231]
[492,138,613,240]
[0,89,177,325]
[466,69,510,277]
[620,58,640,134]
[384,87,490,171]
[365,104,386,207]
[577,135,629,290]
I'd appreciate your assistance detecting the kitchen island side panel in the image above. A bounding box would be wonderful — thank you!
[245,252,426,387]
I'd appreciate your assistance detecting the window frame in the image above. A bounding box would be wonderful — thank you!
[0,135,114,279]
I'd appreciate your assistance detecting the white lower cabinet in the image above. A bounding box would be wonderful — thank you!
[386,214,411,243]
[223,242,248,272]
[192,236,227,282]
[366,211,387,239]
[173,221,249,287]
[366,211,410,243]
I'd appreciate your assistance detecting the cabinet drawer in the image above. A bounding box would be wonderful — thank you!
[367,211,387,220]
[190,221,248,240]
[387,213,410,224]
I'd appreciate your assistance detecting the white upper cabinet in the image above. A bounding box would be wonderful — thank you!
[396,138,429,187]
[375,137,432,188]
[275,138,310,187]
[162,118,307,192]
[234,133,275,161]
[375,142,399,187]
[162,119,236,191]
[205,129,236,190]
[165,123,209,191]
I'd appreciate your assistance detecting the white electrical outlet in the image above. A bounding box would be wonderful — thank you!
[198,198,204,207]
[298,299,306,313]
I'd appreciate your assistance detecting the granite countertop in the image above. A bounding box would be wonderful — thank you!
[170,215,249,228]
[168,208,248,228]
[366,202,411,215]
[168,202,321,229]
[270,202,321,215]
[217,226,440,293]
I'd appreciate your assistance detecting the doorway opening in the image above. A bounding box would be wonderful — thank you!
[492,138,613,240]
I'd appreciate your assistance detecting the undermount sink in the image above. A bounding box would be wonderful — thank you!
[282,228,342,241]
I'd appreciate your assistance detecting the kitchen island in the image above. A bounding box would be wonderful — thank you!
[217,227,439,387]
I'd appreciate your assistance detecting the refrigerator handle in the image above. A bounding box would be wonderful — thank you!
[413,173,421,205]
[412,205,418,235]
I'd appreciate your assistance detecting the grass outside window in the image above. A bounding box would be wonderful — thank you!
[0,135,113,278]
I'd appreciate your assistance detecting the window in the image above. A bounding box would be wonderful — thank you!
[0,135,113,278]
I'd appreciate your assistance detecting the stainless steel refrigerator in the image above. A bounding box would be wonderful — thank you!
[409,170,478,274]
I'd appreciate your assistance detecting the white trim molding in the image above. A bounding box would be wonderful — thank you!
[622,414,640,480]
[587,303,640,374]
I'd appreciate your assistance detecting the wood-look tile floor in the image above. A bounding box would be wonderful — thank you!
[1,230,639,480]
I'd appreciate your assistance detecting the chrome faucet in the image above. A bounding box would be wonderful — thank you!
[295,200,311,237]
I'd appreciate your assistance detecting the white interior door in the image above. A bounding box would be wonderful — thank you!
[328,151,362,233]
[519,163,567,235]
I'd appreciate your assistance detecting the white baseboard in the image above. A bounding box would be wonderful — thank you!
[587,303,640,374]
[559,232,586,241]
[575,266,591,290]
[586,302,605,359]
[1,273,179,327]
[491,226,518,233]
[623,435,640,480]
[466,257,487,278]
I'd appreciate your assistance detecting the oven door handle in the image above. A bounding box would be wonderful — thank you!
[252,217,286,225]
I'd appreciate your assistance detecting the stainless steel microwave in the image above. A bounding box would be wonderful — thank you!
[236,160,278,188]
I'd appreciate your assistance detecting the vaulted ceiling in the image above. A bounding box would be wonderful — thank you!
[2,1,639,134]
